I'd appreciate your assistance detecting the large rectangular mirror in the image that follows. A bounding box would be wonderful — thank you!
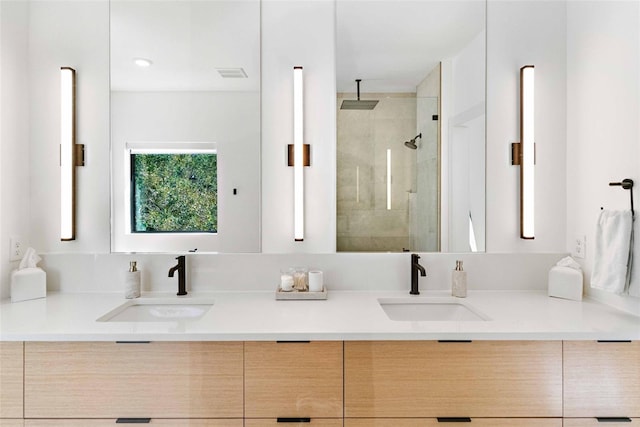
[110,0,261,253]
[336,0,486,253]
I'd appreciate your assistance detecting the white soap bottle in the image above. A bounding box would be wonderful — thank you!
[125,261,141,299]
[452,260,467,298]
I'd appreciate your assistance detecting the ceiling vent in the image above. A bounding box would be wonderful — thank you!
[216,68,248,78]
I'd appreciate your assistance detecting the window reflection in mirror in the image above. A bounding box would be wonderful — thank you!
[128,144,218,234]
[110,0,260,253]
[336,0,486,253]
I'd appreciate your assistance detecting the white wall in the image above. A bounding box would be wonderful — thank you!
[111,91,260,253]
[261,0,336,252]
[0,1,30,299]
[27,0,110,253]
[16,0,569,259]
[452,31,486,118]
[39,251,565,294]
[21,0,340,257]
[10,1,640,307]
[486,0,567,253]
[446,30,486,252]
[566,1,640,314]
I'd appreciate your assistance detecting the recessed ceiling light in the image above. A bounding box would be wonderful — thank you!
[133,58,153,68]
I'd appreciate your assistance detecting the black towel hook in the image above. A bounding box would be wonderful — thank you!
[609,178,634,218]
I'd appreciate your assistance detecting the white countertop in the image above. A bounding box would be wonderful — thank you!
[1,290,638,341]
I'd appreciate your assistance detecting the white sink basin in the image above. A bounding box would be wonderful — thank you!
[378,298,490,322]
[97,298,214,322]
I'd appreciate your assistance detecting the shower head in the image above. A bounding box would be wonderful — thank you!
[404,140,417,149]
[341,99,379,110]
[404,133,422,150]
[340,79,379,110]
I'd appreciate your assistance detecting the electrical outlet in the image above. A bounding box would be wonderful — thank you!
[9,236,24,261]
[573,235,586,259]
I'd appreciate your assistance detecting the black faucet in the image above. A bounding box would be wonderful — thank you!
[168,255,187,296]
[410,253,426,295]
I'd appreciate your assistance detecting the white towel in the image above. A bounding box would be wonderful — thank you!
[591,210,634,294]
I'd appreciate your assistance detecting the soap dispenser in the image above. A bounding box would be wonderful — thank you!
[452,260,467,298]
[125,261,141,299]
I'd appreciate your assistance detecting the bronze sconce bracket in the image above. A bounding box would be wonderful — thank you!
[287,144,310,167]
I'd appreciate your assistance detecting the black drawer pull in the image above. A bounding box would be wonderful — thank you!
[437,418,471,422]
[437,340,472,343]
[596,418,632,423]
[597,340,632,343]
[115,341,151,344]
[116,418,151,424]
[277,417,311,423]
[276,341,310,344]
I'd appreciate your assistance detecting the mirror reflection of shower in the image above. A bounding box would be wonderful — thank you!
[404,133,422,149]
[336,92,438,252]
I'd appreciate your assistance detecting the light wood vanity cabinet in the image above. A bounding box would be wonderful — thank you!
[563,420,640,426]
[24,420,242,426]
[0,342,23,420]
[245,419,344,427]
[24,342,243,419]
[563,341,640,418]
[7,338,637,424]
[345,419,562,427]
[244,341,343,420]
[344,340,563,418]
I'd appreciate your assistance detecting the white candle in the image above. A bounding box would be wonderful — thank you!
[308,270,323,292]
[280,274,294,291]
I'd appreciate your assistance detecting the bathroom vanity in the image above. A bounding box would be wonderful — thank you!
[1,291,638,426]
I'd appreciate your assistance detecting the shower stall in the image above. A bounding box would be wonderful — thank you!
[336,93,439,252]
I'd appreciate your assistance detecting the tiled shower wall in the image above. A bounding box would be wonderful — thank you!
[337,93,416,252]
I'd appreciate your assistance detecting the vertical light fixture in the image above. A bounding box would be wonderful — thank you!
[60,67,84,241]
[356,166,360,203]
[512,65,535,239]
[292,66,305,241]
[386,149,392,210]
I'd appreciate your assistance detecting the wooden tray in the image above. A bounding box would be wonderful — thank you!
[275,286,328,300]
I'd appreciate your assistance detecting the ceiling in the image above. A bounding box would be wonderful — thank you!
[110,0,260,91]
[336,0,485,93]
[110,0,484,93]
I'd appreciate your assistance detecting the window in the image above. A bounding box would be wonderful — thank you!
[127,143,217,234]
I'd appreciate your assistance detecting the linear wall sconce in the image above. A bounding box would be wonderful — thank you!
[287,66,310,241]
[60,67,84,241]
[511,65,535,239]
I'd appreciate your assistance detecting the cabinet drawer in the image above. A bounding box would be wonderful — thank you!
[345,419,562,427]
[245,341,343,418]
[563,419,639,426]
[0,342,23,419]
[24,420,242,426]
[345,341,562,418]
[245,419,343,427]
[0,420,24,427]
[564,341,640,417]
[24,342,243,418]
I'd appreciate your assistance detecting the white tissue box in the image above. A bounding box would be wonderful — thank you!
[11,268,46,303]
[548,266,583,301]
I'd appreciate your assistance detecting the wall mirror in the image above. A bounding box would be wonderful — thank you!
[336,0,486,253]
[110,0,261,253]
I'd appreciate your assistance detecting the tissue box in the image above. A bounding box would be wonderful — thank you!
[11,268,46,303]
[548,266,583,301]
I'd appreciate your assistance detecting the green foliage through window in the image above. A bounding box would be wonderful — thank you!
[132,153,217,233]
